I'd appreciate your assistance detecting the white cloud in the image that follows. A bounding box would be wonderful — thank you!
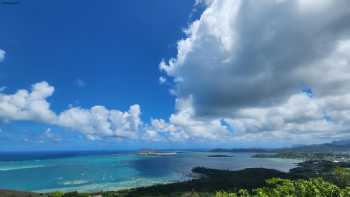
[159,76,167,84]
[161,0,350,116]
[147,97,232,142]
[0,81,56,122]
[0,81,143,140]
[194,0,214,6]
[73,78,86,88]
[57,104,142,139]
[222,38,350,143]
[297,0,333,12]
[41,128,61,142]
[159,0,350,144]
[0,81,231,142]
[0,49,6,62]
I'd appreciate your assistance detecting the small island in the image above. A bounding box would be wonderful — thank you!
[137,150,177,156]
[208,154,234,158]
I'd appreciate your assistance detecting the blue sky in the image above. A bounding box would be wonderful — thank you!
[0,0,198,119]
[0,0,202,150]
[1,0,350,150]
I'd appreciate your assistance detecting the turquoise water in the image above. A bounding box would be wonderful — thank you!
[0,152,300,192]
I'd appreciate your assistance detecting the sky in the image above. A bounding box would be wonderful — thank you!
[0,0,350,151]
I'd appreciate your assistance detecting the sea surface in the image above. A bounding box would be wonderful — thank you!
[0,151,300,192]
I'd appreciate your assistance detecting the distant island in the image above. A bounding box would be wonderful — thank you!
[208,154,234,158]
[137,150,177,156]
[211,140,350,162]
[210,148,272,153]
[253,152,350,162]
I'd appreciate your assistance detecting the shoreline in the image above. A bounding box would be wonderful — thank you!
[0,159,321,196]
[1,159,348,196]
[0,152,301,195]
[0,165,295,196]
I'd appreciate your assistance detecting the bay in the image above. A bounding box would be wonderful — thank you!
[0,151,300,192]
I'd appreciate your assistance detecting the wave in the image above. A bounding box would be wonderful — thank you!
[36,177,179,193]
[0,165,46,171]
[60,180,89,186]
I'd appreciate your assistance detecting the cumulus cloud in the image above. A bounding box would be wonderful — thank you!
[227,38,350,139]
[0,81,230,143]
[0,81,143,140]
[0,81,233,142]
[0,49,6,62]
[161,0,350,116]
[147,97,232,142]
[57,104,142,139]
[159,0,350,143]
[0,82,56,122]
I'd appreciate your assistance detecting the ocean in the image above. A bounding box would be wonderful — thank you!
[0,151,300,192]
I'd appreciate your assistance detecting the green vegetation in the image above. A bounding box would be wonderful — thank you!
[48,191,64,197]
[47,191,89,197]
[4,160,350,197]
[333,167,350,187]
[84,167,295,197]
[215,140,350,161]
[212,140,350,155]
[94,161,350,196]
[215,178,350,197]
[289,160,350,183]
[253,152,350,161]
[0,189,45,197]
[107,168,291,196]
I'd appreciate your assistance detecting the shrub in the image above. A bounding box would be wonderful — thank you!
[215,178,350,197]
[48,191,64,197]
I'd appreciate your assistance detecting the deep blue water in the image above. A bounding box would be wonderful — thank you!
[0,151,131,161]
[0,151,300,192]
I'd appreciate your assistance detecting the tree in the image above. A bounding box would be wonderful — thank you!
[334,167,350,187]
[215,178,350,197]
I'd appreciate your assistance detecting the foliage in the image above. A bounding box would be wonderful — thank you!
[253,152,350,161]
[48,191,64,197]
[215,178,350,197]
[61,191,90,197]
[334,167,350,187]
[87,167,293,197]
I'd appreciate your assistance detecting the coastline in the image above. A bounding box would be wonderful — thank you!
[0,151,299,193]
[2,166,294,197]
[1,159,348,197]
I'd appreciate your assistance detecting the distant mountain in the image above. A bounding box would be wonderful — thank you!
[330,139,350,146]
[280,140,350,153]
[211,140,350,154]
[209,148,272,153]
